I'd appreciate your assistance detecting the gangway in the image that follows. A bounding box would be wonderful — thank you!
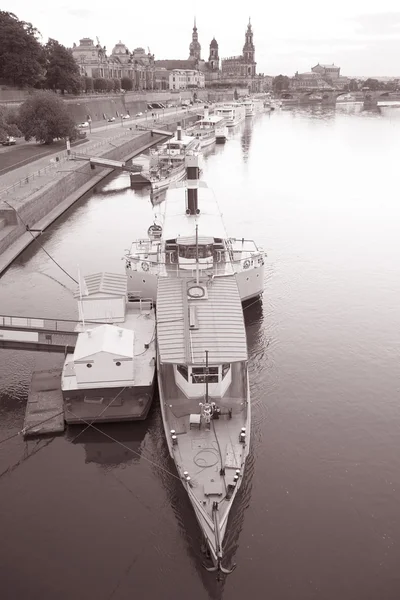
[0,314,83,353]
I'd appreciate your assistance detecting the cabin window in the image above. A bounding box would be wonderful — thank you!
[177,364,189,381]
[222,364,230,379]
[86,363,92,368]
[191,366,219,384]
[178,244,213,259]
[115,361,121,367]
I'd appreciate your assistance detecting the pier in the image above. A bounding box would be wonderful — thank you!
[23,368,65,437]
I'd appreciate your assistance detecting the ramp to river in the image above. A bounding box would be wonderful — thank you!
[23,368,65,437]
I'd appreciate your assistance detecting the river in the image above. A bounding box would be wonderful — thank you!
[1,103,400,600]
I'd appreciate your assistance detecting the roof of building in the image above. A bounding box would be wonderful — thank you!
[74,324,134,360]
[312,63,339,69]
[210,37,218,48]
[161,182,228,241]
[73,272,127,298]
[155,59,198,70]
[156,277,248,365]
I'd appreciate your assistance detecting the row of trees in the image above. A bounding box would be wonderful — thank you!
[0,91,78,144]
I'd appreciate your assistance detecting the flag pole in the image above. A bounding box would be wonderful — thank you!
[78,265,85,327]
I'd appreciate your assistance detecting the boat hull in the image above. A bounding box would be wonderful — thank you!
[126,266,265,304]
[157,361,251,565]
[63,380,155,424]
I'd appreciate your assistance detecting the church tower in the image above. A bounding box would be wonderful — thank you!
[243,18,256,75]
[189,17,201,61]
[208,38,219,70]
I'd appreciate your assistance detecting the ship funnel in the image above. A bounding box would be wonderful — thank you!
[177,123,182,141]
[204,106,209,119]
[185,153,201,215]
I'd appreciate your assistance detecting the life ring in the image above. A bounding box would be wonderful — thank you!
[243,259,251,270]
[141,261,150,272]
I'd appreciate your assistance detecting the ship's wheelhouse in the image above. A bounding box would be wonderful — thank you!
[164,236,226,269]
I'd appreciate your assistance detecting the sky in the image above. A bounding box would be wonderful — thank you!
[4,0,400,77]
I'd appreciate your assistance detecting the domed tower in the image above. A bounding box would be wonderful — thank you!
[189,17,201,60]
[208,38,219,70]
[243,18,256,76]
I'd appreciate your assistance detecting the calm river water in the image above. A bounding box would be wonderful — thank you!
[1,103,400,600]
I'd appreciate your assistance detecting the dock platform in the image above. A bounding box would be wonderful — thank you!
[23,368,65,437]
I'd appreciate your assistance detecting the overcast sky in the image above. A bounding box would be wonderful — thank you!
[4,0,400,77]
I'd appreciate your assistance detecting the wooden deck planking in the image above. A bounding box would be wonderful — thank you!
[23,368,65,437]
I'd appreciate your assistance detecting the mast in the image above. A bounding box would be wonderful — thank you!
[195,223,199,285]
[205,349,209,403]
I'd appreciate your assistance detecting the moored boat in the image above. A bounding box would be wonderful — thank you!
[124,154,265,304]
[130,125,200,192]
[156,274,250,574]
[62,272,156,424]
[214,102,245,127]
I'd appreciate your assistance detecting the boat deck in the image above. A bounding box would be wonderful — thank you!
[63,302,156,390]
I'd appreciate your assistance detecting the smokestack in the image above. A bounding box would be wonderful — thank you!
[185,154,201,215]
[204,106,209,119]
[177,123,182,141]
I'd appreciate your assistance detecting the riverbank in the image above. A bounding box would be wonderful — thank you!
[0,111,197,276]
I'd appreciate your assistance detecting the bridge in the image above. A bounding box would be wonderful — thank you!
[279,90,400,107]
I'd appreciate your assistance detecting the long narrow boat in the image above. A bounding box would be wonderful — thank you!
[154,170,251,573]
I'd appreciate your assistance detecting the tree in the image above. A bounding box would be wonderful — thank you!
[273,75,290,93]
[0,105,22,140]
[0,11,45,87]
[349,79,358,92]
[112,78,120,92]
[94,77,107,92]
[83,76,94,93]
[121,76,133,91]
[19,91,76,144]
[234,88,239,100]
[105,78,114,92]
[45,38,81,94]
[361,78,381,91]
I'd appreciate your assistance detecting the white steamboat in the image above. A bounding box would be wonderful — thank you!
[214,103,245,127]
[124,155,265,304]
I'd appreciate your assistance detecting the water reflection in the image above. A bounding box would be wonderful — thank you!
[66,420,149,468]
[240,119,253,162]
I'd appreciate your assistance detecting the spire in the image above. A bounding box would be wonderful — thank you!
[193,16,197,31]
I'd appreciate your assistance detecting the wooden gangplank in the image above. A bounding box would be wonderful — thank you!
[23,368,65,437]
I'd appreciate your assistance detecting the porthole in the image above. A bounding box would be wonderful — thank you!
[116,361,121,367]
[86,363,92,368]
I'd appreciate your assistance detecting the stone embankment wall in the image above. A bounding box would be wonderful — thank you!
[0,87,240,120]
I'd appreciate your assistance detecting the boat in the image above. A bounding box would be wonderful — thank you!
[214,103,245,127]
[130,126,200,192]
[187,108,228,146]
[154,169,251,573]
[156,275,250,574]
[124,154,265,305]
[240,98,264,117]
[62,272,156,424]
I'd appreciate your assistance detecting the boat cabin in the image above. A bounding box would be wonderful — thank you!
[164,235,225,269]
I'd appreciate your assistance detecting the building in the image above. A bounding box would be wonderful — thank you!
[169,69,205,90]
[289,71,332,91]
[189,18,201,60]
[72,38,116,79]
[72,38,155,89]
[311,63,341,81]
[220,20,263,92]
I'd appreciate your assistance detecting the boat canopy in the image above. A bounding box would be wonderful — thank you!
[156,277,248,365]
